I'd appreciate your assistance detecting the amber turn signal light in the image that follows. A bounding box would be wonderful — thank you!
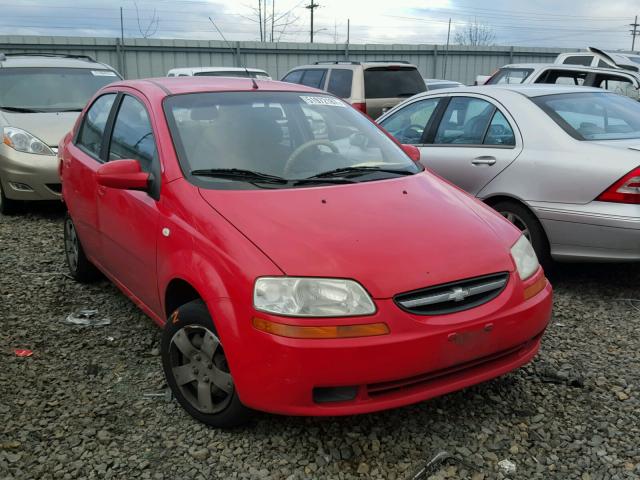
[252,317,390,339]
[524,275,547,300]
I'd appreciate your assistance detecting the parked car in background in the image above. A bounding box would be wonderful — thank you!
[60,76,551,427]
[281,61,426,118]
[474,75,491,86]
[0,53,121,214]
[555,47,640,73]
[377,85,640,266]
[485,63,640,100]
[167,67,271,79]
[424,78,463,90]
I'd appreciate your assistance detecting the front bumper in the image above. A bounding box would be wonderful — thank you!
[532,201,640,262]
[0,144,61,201]
[216,271,552,416]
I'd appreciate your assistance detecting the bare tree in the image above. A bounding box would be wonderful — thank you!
[242,1,300,42]
[134,1,159,39]
[454,19,495,46]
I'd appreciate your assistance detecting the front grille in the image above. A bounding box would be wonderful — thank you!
[394,272,509,315]
[46,183,62,194]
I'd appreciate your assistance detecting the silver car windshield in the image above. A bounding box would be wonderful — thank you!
[163,91,420,189]
[0,67,120,112]
[533,92,640,141]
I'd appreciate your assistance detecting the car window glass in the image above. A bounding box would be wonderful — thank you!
[486,68,532,85]
[327,69,353,98]
[537,70,587,86]
[597,60,609,67]
[282,70,303,84]
[108,95,157,172]
[363,67,426,99]
[379,98,440,144]
[484,110,515,146]
[562,55,592,66]
[434,97,495,145]
[300,69,327,89]
[76,93,116,158]
[594,74,638,99]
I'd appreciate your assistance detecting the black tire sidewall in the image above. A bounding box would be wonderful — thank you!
[0,179,19,215]
[161,299,250,428]
[64,213,98,282]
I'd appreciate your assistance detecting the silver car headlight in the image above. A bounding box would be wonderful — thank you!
[254,277,376,317]
[510,235,539,280]
[2,127,54,155]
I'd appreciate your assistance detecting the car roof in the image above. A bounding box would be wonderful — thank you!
[288,61,418,70]
[0,53,114,70]
[499,62,639,76]
[424,79,462,84]
[110,76,329,96]
[168,66,268,74]
[404,84,606,101]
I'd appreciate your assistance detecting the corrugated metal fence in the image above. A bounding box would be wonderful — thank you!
[0,36,571,85]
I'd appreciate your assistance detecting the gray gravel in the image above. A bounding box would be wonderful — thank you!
[1,205,639,480]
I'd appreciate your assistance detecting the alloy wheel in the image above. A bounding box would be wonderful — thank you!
[64,218,79,272]
[169,325,234,414]
[500,210,532,242]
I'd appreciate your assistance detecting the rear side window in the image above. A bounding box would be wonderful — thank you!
[434,97,495,145]
[537,70,587,86]
[562,55,593,66]
[282,70,303,84]
[300,69,327,89]
[484,111,515,146]
[108,95,157,172]
[486,68,533,85]
[327,69,353,98]
[594,74,637,98]
[364,67,426,99]
[76,94,116,158]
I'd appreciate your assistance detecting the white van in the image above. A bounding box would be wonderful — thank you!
[167,67,271,79]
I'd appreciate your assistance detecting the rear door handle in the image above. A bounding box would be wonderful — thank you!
[472,156,496,166]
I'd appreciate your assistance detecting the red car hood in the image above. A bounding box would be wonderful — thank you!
[198,173,518,298]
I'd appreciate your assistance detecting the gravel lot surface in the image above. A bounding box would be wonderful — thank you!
[1,205,639,480]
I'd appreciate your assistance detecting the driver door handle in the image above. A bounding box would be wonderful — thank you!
[472,156,496,166]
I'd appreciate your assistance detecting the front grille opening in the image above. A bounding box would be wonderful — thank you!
[46,183,62,194]
[313,386,358,404]
[394,272,509,315]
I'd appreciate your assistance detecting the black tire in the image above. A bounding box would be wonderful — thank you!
[0,179,20,215]
[491,200,553,272]
[64,213,100,282]
[162,299,251,428]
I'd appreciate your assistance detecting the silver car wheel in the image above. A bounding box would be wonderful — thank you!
[169,325,234,414]
[500,210,531,242]
[64,217,79,272]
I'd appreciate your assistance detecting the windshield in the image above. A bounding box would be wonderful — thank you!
[0,67,120,112]
[532,91,640,141]
[486,68,533,85]
[163,91,420,189]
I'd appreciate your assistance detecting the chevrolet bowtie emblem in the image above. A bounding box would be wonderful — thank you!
[448,287,470,302]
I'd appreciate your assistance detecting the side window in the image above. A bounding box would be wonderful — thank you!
[597,60,609,68]
[594,74,637,98]
[300,69,327,89]
[536,70,587,86]
[76,94,116,158]
[282,70,303,84]
[379,98,440,144]
[327,69,353,98]
[484,111,515,146]
[434,97,495,145]
[562,55,593,66]
[108,96,157,173]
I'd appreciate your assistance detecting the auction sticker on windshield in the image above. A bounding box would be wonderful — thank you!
[91,70,118,76]
[300,95,346,107]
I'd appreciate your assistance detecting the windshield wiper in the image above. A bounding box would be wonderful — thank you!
[292,177,358,186]
[307,166,415,179]
[0,106,46,113]
[190,168,288,184]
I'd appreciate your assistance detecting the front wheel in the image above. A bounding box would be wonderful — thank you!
[161,300,251,427]
[491,200,553,272]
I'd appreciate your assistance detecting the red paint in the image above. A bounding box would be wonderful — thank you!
[14,349,33,357]
[597,166,640,204]
[61,77,552,416]
[96,159,150,191]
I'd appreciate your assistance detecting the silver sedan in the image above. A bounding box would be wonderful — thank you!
[377,85,640,265]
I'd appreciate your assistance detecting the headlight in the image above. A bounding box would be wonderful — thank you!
[2,127,54,155]
[254,277,376,317]
[510,235,539,280]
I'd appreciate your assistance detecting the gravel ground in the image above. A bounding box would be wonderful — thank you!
[1,205,639,480]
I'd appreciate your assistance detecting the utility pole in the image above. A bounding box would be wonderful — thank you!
[345,18,350,60]
[442,18,451,78]
[271,0,275,42]
[306,0,319,43]
[631,15,639,51]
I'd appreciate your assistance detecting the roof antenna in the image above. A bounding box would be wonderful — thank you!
[209,17,258,89]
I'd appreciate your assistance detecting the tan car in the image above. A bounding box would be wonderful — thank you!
[0,53,121,214]
[281,61,426,119]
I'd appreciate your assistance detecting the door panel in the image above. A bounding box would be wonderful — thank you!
[419,96,522,196]
[97,94,161,314]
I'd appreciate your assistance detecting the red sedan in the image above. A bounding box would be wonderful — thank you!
[59,77,552,427]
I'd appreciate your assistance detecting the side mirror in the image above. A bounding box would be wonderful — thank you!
[97,159,150,191]
[401,144,421,163]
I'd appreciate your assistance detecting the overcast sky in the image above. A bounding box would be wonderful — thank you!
[0,0,637,50]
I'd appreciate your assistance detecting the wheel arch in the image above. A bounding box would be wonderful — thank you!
[164,278,206,320]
